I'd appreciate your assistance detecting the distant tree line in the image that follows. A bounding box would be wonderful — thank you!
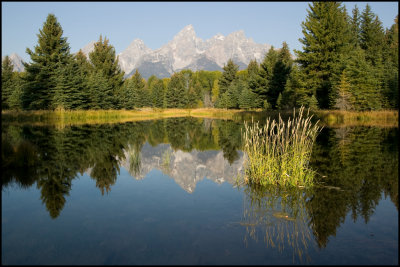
[2,3,398,111]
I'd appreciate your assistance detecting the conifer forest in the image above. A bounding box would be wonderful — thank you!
[2,3,398,112]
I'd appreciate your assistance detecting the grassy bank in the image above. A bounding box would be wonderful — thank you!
[1,108,398,127]
[315,110,398,127]
[1,108,248,126]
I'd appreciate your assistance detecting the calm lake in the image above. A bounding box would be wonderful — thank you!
[2,117,398,265]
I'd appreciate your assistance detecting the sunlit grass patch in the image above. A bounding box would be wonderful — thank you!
[242,106,322,187]
[316,109,398,127]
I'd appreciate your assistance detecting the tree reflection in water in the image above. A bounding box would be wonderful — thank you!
[240,183,313,263]
[1,118,398,253]
[1,118,243,218]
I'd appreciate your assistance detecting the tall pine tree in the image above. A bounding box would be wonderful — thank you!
[360,4,386,67]
[23,13,72,110]
[246,59,262,107]
[52,58,88,110]
[1,56,15,109]
[269,42,293,109]
[258,46,278,102]
[89,35,124,109]
[87,71,114,110]
[166,73,187,108]
[382,16,399,108]
[218,59,238,96]
[344,47,382,110]
[150,78,165,108]
[295,2,352,109]
[350,5,362,48]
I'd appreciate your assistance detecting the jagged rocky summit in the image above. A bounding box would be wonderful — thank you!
[2,53,25,72]
[7,25,272,79]
[85,24,272,79]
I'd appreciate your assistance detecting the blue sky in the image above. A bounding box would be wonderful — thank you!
[2,2,398,63]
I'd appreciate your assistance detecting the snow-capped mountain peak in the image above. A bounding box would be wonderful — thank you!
[2,53,25,72]
[7,25,273,78]
[118,25,271,78]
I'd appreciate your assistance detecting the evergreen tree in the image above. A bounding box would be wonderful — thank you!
[344,48,382,110]
[386,15,399,67]
[263,99,271,110]
[360,4,386,67]
[1,56,15,109]
[218,92,229,109]
[75,50,90,68]
[269,42,293,108]
[8,80,24,110]
[124,70,147,108]
[23,13,72,110]
[52,58,88,110]
[382,16,398,108]
[295,2,352,109]
[224,79,245,109]
[280,64,313,108]
[218,59,238,96]
[246,59,263,107]
[166,73,187,108]
[308,94,319,111]
[150,79,165,108]
[74,50,91,109]
[7,72,25,110]
[350,5,362,47]
[258,46,278,101]
[247,59,259,86]
[358,5,387,108]
[87,71,114,109]
[239,85,258,109]
[89,35,124,108]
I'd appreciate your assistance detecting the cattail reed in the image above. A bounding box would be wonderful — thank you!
[242,106,322,187]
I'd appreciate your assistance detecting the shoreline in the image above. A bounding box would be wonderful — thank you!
[1,108,398,127]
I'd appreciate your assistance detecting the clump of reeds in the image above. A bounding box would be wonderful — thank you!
[242,106,322,187]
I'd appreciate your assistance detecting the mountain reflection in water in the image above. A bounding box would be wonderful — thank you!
[1,117,398,262]
[122,142,244,193]
[2,118,244,218]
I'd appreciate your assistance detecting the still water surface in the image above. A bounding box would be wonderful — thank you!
[2,117,398,265]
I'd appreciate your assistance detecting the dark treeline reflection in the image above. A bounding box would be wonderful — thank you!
[1,119,398,249]
[1,118,243,218]
[307,126,398,248]
[241,125,398,258]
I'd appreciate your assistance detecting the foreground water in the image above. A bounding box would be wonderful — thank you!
[2,117,398,265]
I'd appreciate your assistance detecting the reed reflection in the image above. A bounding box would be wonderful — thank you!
[1,118,397,251]
[240,183,313,263]
[1,118,244,217]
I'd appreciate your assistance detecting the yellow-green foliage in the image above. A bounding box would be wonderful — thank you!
[1,108,250,126]
[316,110,398,127]
[242,107,322,187]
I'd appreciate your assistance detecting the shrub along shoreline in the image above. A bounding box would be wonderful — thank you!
[0,108,246,126]
[1,108,398,127]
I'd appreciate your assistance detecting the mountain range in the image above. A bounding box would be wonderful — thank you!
[2,53,25,72]
[5,25,272,79]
